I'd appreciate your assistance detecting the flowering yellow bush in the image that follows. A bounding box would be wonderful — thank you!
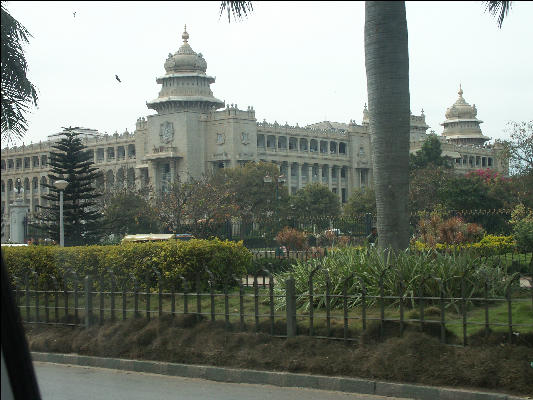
[412,235,516,255]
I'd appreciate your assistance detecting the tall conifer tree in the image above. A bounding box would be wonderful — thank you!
[37,127,102,245]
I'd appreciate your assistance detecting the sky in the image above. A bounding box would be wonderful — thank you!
[3,1,533,147]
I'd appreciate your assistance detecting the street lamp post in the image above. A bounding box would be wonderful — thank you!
[263,174,286,205]
[54,180,68,247]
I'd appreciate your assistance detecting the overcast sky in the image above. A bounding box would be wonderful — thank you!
[4,1,533,147]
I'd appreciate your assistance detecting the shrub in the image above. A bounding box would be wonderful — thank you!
[509,204,533,252]
[2,239,252,290]
[412,235,516,256]
[275,227,307,251]
[417,214,485,246]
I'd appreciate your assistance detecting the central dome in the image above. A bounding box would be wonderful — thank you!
[444,86,478,120]
[164,26,207,73]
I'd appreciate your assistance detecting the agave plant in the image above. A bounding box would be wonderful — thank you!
[272,246,511,312]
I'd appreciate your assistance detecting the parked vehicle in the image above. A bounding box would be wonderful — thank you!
[121,233,195,244]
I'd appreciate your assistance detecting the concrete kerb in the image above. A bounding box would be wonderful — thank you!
[31,352,527,400]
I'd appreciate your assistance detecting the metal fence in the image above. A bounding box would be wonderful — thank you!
[12,260,532,346]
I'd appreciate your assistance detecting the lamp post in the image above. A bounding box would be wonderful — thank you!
[54,180,68,247]
[263,174,286,205]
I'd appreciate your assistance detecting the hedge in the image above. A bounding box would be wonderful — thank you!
[2,238,251,290]
[413,235,517,256]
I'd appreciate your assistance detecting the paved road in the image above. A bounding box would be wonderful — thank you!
[34,362,408,400]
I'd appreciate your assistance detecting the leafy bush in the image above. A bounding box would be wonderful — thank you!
[2,239,251,290]
[275,227,308,250]
[250,257,294,275]
[417,213,485,246]
[412,235,516,256]
[510,204,533,252]
[273,247,510,312]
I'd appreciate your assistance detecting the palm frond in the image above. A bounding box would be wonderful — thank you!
[1,3,39,144]
[483,1,512,28]
[219,1,253,23]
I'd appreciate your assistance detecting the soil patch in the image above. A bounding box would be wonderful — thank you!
[25,316,533,396]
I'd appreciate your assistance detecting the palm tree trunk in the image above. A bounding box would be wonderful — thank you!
[365,1,410,251]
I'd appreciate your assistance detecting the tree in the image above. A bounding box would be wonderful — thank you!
[409,166,455,212]
[37,128,102,245]
[437,169,511,211]
[221,162,290,220]
[365,2,411,251]
[344,188,376,217]
[290,183,340,219]
[409,135,453,170]
[155,174,238,238]
[101,189,160,237]
[155,179,197,233]
[497,121,533,176]
[1,3,38,143]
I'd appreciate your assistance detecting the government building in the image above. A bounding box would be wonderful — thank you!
[1,27,507,242]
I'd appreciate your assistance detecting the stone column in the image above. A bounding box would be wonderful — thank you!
[297,163,302,190]
[287,163,293,193]
[318,165,323,185]
[337,166,342,201]
[9,196,29,243]
[328,165,333,191]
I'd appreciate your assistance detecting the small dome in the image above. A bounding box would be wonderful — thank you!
[164,26,207,73]
[444,85,477,120]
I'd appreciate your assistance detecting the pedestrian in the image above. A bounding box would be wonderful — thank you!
[366,227,378,247]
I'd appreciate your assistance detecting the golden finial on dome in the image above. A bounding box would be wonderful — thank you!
[458,83,463,97]
[182,25,189,43]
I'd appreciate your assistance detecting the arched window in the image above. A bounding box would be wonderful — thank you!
[127,168,135,188]
[105,170,115,190]
[339,142,347,154]
[289,137,298,150]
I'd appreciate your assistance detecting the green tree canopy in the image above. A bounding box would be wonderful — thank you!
[409,135,453,170]
[409,165,455,212]
[37,128,103,245]
[344,188,376,217]
[220,162,289,219]
[101,189,160,237]
[290,183,340,219]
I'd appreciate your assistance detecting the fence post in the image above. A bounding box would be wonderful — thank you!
[286,276,297,337]
[109,270,116,323]
[99,274,105,325]
[365,213,372,236]
[325,270,331,337]
[25,272,30,322]
[253,274,259,332]
[85,275,93,329]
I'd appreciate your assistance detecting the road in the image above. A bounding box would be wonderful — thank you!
[34,362,408,400]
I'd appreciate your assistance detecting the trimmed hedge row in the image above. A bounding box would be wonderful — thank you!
[413,235,517,255]
[2,238,251,290]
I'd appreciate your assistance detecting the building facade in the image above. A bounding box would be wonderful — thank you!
[0,28,507,242]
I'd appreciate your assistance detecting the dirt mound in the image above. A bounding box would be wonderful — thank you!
[25,317,533,396]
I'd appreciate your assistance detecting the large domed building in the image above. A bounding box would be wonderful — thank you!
[1,27,508,242]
